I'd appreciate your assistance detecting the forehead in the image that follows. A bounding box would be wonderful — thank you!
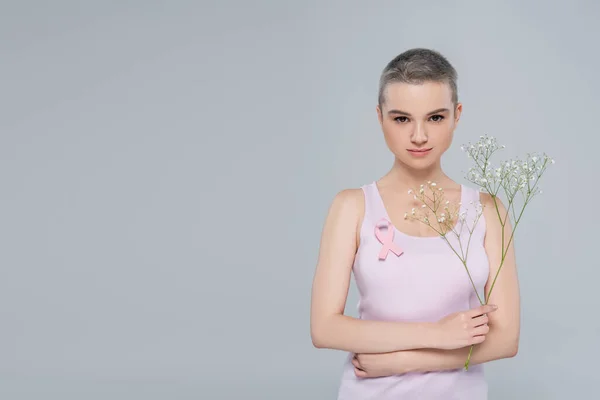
[383,81,453,112]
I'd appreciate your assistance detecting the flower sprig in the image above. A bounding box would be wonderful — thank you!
[462,135,554,225]
[461,135,554,304]
[462,134,554,369]
[403,181,465,237]
[407,134,555,371]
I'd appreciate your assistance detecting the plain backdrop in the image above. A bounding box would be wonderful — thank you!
[1,1,598,399]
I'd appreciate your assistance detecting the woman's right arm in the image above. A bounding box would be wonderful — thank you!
[309,188,441,354]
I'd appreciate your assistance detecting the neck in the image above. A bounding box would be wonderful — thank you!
[385,157,451,191]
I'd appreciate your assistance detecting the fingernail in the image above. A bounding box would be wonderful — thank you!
[492,304,498,309]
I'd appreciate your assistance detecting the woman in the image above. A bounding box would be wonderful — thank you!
[310,48,520,399]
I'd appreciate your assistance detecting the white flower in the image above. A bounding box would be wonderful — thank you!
[408,189,413,194]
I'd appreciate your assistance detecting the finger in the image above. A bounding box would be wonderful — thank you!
[351,357,362,369]
[470,323,490,337]
[469,334,486,345]
[470,314,489,327]
[354,367,367,377]
[469,304,497,318]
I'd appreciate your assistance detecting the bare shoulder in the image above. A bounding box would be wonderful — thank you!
[478,191,495,208]
[320,186,365,248]
[328,187,364,217]
[478,191,512,228]
[328,188,365,222]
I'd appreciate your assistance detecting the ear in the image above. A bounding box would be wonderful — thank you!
[454,103,463,123]
[376,104,383,126]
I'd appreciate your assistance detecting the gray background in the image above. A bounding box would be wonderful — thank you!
[1,1,597,399]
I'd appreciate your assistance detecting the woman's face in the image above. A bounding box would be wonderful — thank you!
[376,81,462,169]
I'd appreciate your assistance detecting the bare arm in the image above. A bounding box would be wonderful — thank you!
[310,188,442,354]
[370,193,520,373]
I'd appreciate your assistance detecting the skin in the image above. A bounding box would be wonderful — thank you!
[310,81,520,378]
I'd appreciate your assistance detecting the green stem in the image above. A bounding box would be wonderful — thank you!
[441,236,484,306]
[486,196,528,302]
[464,344,474,370]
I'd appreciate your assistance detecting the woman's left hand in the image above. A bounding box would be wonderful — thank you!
[351,352,404,378]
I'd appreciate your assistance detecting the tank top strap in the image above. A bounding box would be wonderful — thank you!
[462,184,480,206]
[461,184,486,234]
[361,181,388,223]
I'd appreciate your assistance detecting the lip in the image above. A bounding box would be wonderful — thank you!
[407,148,433,157]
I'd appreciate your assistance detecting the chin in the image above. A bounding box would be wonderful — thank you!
[398,155,439,169]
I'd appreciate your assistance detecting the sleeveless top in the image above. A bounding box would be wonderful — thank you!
[336,181,490,400]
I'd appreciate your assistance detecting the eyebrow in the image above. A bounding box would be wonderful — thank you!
[387,108,450,116]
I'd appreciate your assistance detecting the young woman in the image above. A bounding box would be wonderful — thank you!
[310,48,520,399]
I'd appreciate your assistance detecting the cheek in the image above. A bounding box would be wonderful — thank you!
[428,124,454,143]
[382,123,408,148]
[436,128,454,147]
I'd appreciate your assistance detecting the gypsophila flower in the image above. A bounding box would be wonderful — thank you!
[400,137,556,376]
[462,137,554,204]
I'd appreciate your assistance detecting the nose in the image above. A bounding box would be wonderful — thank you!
[411,123,428,145]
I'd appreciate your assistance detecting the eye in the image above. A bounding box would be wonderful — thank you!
[394,116,409,123]
[430,115,445,122]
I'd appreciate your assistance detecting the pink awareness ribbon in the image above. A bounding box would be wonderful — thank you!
[374,218,404,260]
